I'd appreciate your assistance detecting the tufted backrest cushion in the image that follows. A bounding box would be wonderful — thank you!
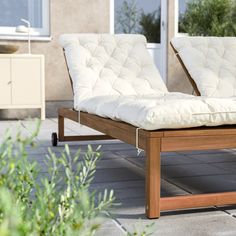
[171,37,236,97]
[60,34,167,105]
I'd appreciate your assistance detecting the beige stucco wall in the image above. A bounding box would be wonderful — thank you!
[167,0,193,94]
[1,0,110,101]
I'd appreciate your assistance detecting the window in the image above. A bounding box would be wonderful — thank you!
[0,0,50,39]
[175,0,236,37]
[176,0,191,34]
[113,0,162,43]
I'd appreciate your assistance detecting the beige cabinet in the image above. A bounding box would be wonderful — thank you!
[0,55,45,120]
[0,58,11,105]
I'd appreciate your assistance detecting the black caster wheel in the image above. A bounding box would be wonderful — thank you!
[51,132,58,146]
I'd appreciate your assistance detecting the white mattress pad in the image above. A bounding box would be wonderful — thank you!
[79,93,236,130]
[60,34,236,130]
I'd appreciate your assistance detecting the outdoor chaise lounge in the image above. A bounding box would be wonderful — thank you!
[171,37,236,97]
[52,34,236,219]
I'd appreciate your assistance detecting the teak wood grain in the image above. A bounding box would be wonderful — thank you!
[146,138,161,218]
[160,192,236,211]
[162,135,236,151]
[56,108,236,219]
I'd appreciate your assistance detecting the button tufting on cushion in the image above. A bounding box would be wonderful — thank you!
[171,37,236,97]
[60,34,167,107]
[60,34,236,130]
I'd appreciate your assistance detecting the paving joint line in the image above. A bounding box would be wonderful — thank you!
[161,177,192,194]
[214,206,236,219]
[105,211,128,235]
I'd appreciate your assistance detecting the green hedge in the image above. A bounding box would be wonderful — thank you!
[179,0,236,36]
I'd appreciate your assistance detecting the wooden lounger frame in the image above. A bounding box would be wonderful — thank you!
[54,49,236,219]
[57,108,236,218]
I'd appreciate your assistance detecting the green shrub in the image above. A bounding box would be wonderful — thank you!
[139,9,161,43]
[0,122,115,235]
[180,0,236,36]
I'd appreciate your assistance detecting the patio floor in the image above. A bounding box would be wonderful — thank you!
[1,115,236,236]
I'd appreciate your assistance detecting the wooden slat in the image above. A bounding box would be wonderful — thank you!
[58,108,164,137]
[160,192,236,211]
[146,138,161,219]
[161,135,236,152]
[58,108,164,149]
[60,135,115,142]
[163,126,236,137]
[81,112,147,149]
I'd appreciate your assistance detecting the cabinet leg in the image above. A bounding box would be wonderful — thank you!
[41,107,45,120]
[146,137,161,219]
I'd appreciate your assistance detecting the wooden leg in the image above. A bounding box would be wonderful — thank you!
[58,115,65,141]
[146,138,161,219]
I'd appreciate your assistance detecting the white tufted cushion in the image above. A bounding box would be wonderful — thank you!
[171,37,236,97]
[78,93,236,130]
[60,34,236,130]
[60,34,167,108]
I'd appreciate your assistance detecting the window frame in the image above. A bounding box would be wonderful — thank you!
[0,0,51,41]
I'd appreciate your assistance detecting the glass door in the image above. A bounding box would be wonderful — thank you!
[110,0,167,82]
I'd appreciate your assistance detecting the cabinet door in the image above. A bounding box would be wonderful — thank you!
[12,58,41,105]
[0,58,11,105]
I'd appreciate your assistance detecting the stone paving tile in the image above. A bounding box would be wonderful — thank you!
[113,149,146,158]
[125,154,203,169]
[162,163,229,178]
[96,158,136,169]
[91,180,145,191]
[219,205,236,217]
[110,180,187,203]
[93,168,143,183]
[100,142,134,151]
[0,120,29,138]
[97,227,125,236]
[177,149,230,155]
[161,154,203,166]
[116,209,236,236]
[33,155,142,173]
[186,152,236,164]
[211,162,236,174]
[168,174,236,194]
[96,219,125,236]
[92,177,189,220]
[0,121,16,130]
